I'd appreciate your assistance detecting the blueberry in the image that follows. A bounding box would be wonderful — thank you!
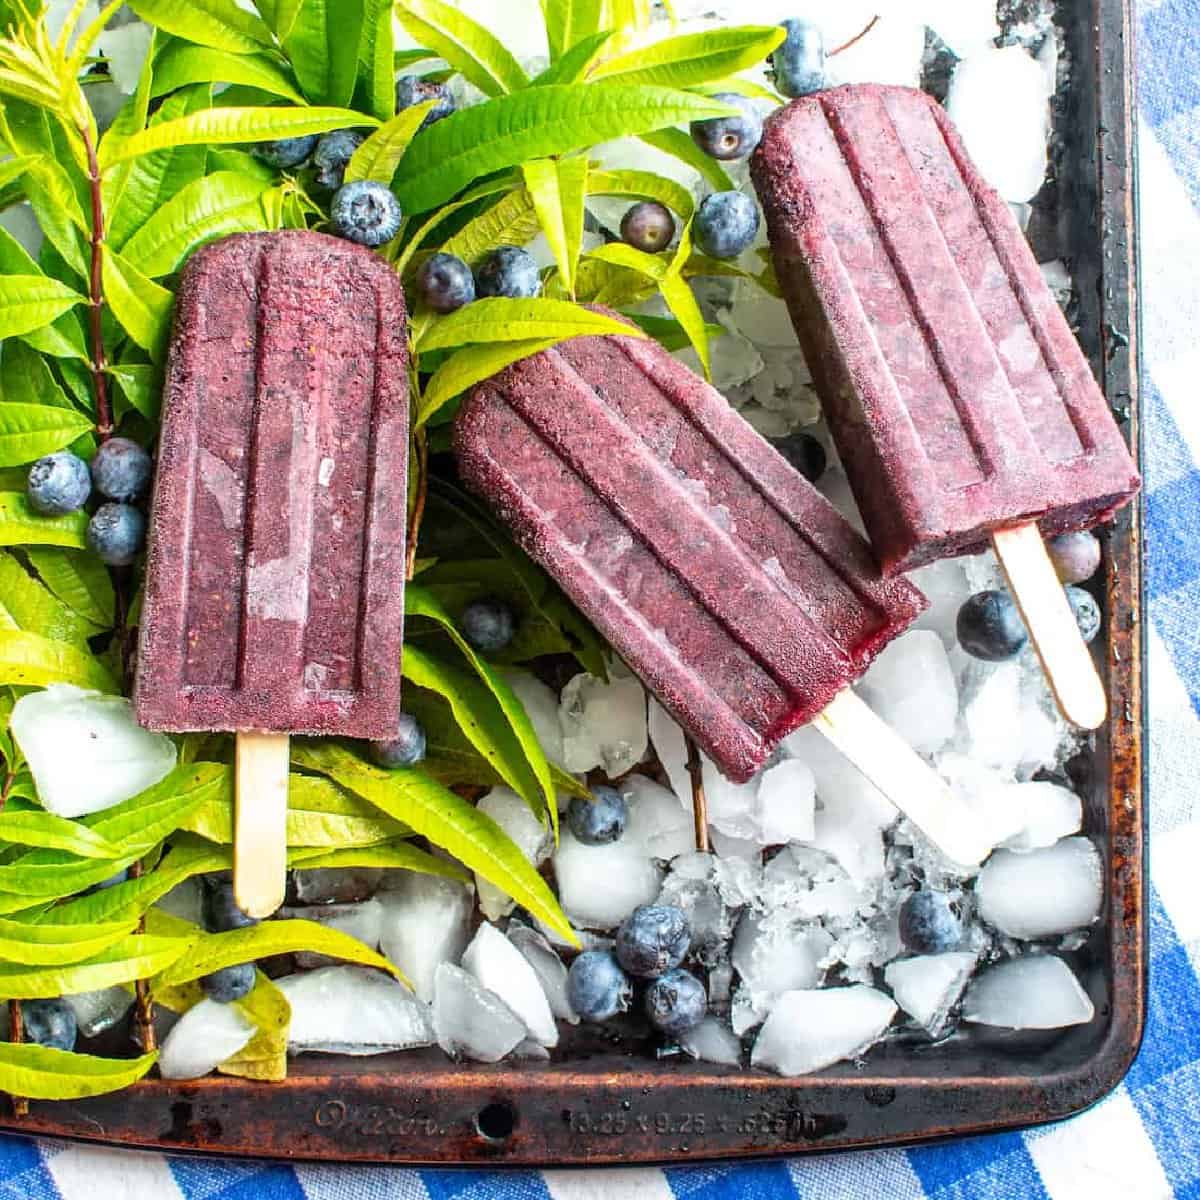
[22,998,77,1051]
[330,180,403,247]
[27,451,91,515]
[86,502,145,566]
[771,18,826,98]
[254,135,318,169]
[899,889,964,954]
[1066,585,1101,644]
[620,202,676,253]
[566,950,632,1022]
[690,93,764,161]
[567,786,628,845]
[695,191,760,260]
[956,589,1027,661]
[90,436,151,502]
[312,128,364,190]
[416,252,476,314]
[1047,531,1101,584]
[395,75,456,127]
[201,962,256,1003]
[644,967,706,1037]
[461,598,515,652]
[772,431,827,482]
[203,877,259,933]
[615,904,690,978]
[371,713,427,768]
[475,245,541,299]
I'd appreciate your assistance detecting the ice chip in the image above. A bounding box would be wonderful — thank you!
[559,669,648,778]
[751,986,897,1076]
[159,997,255,1080]
[731,912,826,1031]
[155,877,205,927]
[976,837,1102,940]
[474,787,551,920]
[623,773,696,860]
[553,827,662,930]
[433,963,527,1063]
[884,951,976,1036]
[701,757,759,841]
[292,867,384,905]
[462,921,558,1048]
[754,759,816,845]
[956,661,1025,774]
[962,955,1094,1029]
[858,630,959,754]
[508,922,578,1024]
[680,1015,742,1066]
[502,669,565,765]
[999,781,1082,852]
[648,698,692,811]
[64,986,134,1039]
[378,874,473,1003]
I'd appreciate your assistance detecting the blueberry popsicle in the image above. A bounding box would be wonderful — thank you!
[135,231,410,915]
[751,83,1140,729]
[454,326,993,866]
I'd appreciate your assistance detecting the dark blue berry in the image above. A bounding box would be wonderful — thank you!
[86,502,145,566]
[644,967,706,1036]
[201,962,256,1003]
[1066,586,1101,644]
[312,129,364,190]
[695,192,760,260]
[690,93,764,161]
[461,598,515,652]
[615,904,690,979]
[566,950,632,1022]
[254,135,318,169]
[620,202,676,253]
[475,246,541,299]
[567,786,628,846]
[1048,531,1101,584]
[416,252,475,314]
[330,180,403,247]
[899,889,964,955]
[203,877,259,933]
[956,589,1027,661]
[771,18,826,98]
[27,452,90,515]
[395,76,456,127]
[82,867,129,896]
[22,998,76,1051]
[90,436,151,502]
[371,713,427,768]
[772,431,827,483]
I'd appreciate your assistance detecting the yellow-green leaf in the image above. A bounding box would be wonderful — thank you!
[0,276,83,342]
[438,186,540,268]
[639,126,734,191]
[539,0,603,62]
[418,337,558,427]
[531,30,616,85]
[0,405,93,468]
[587,166,695,220]
[0,630,116,692]
[0,914,136,965]
[0,1043,157,1100]
[591,26,786,89]
[396,0,529,98]
[24,547,114,627]
[0,933,192,998]
[101,248,174,361]
[288,840,469,879]
[0,809,120,860]
[127,0,275,55]
[150,44,305,103]
[418,297,642,351]
[343,101,436,185]
[0,493,87,549]
[218,971,289,1081]
[283,0,365,107]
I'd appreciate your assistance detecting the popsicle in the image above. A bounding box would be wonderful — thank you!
[454,326,994,866]
[751,83,1140,730]
[135,230,411,916]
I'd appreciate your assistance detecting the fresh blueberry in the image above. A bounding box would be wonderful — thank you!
[27,451,91,515]
[312,128,364,190]
[620,202,676,253]
[567,786,628,846]
[201,962,256,1003]
[461,598,516,652]
[254,135,318,169]
[695,191,760,260]
[475,245,541,299]
[690,93,764,161]
[771,18,826,98]
[330,180,403,247]
[644,967,706,1037]
[416,252,476,314]
[1047,531,1101,584]
[1066,585,1101,644]
[371,713,427,768]
[899,889,965,954]
[82,867,129,896]
[395,75,456,127]
[771,431,827,482]
[956,589,1027,661]
[203,877,259,933]
[90,436,151,502]
[566,950,632,1022]
[615,904,690,979]
[22,998,77,1051]
[86,502,145,566]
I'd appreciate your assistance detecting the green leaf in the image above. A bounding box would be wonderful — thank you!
[639,125,734,191]
[587,166,695,219]
[0,230,88,362]
[418,297,642,351]
[525,155,587,296]
[0,933,191,998]
[355,0,395,120]
[24,547,114,627]
[127,0,275,56]
[539,0,603,61]
[292,741,576,943]
[0,276,83,342]
[531,29,616,85]
[283,0,365,107]
[86,763,230,855]
[343,101,435,185]
[0,553,98,648]
[625,311,724,352]
[0,494,87,550]
[392,84,738,213]
[418,337,559,427]
[659,268,710,378]
[438,186,540,267]
[395,0,528,98]
[0,914,136,964]
[151,43,305,103]
[253,0,302,40]
[592,26,785,88]
[0,1043,157,1100]
[105,363,160,421]
[101,248,173,361]
[0,630,115,693]
[0,810,121,860]
[288,840,469,878]
[218,971,288,1081]
[0,405,93,468]
[689,76,782,104]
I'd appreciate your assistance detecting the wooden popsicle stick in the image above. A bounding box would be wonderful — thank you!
[991,523,1107,731]
[234,731,289,919]
[812,689,993,867]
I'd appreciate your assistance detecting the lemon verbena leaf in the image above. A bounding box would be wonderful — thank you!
[395,0,528,98]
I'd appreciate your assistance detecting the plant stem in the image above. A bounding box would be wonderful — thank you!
[8,1002,27,1118]
[405,428,429,580]
[127,859,156,1054]
[829,14,879,57]
[685,736,710,853]
[81,123,112,442]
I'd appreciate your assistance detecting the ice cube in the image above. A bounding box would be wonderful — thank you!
[751,986,898,1076]
[759,845,865,923]
[559,668,648,778]
[884,951,976,1036]
[657,872,730,965]
[293,867,384,905]
[754,759,817,845]
[962,955,1094,1029]
[999,781,1082,852]
[730,911,827,1031]
[378,874,473,1003]
[708,827,762,862]
[553,827,663,930]
[858,631,959,754]
[462,922,558,1047]
[277,965,434,1055]
[158,997,254,1080]
[680,1016,742,1067]
[956,661,1025,774]
[475,787,551,921]
[908,558,974,649]
[280,898,383,970]
[623,773,696,861]
[64,986,134,1039]
[701,757,759,841]
[648,698,692,811]
[11,685,176,818]
[432,963,527,1063]
[502,669,565,765]
[976,837,1102,940]
[507,922,578,1024]
[155,877,205,927]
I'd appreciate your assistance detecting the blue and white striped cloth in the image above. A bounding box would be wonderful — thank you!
[1,1,1196,1195]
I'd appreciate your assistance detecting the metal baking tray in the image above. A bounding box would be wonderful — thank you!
[0,0,1145,1165]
